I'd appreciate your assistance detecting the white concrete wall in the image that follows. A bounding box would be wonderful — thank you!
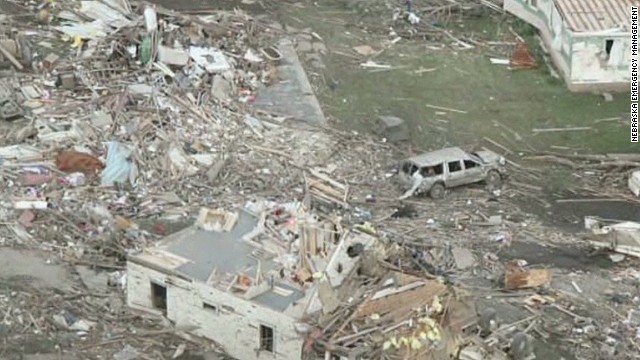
[570,34,631,86]
[503,0,572,80]
[505,0,630,92]
[504,0,552,30]
[127,261,305,360]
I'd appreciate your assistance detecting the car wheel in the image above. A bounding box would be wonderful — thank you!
[429,183,445,199]
[486,170,502,187]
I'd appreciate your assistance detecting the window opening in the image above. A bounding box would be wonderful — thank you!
[448,161,462,173]
[419,166,436,177]
[150,282,167,313]
[602,39,615,62]
[259,325,274,352]
[605,39,614,58]
[463,159,479,169]
[401,162,418,175]
[203,302,218,312]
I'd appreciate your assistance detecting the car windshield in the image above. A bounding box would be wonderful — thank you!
[469,152,484,163]
[401,161,419,175]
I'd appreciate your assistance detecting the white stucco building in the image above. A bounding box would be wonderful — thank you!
[126,203,377,360]
[504,0,634,92]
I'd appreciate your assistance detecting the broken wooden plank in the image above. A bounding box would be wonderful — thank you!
[308,168,348,191]
[483,137,513,155]
[425,104,467,114]
[532,127,592,133]
[355,279,447,319]
[0,42,24,70]
[306,170,350,206]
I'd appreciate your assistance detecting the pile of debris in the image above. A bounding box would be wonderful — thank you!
[1,1,640,360]
[0,0,382,258]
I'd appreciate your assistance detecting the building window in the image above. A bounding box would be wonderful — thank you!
[220,304,235,314]
[150,282,167,313]
[529,0,537,7]
[604,39,614,59]
[203,302,218,313]
[259,325,274,352]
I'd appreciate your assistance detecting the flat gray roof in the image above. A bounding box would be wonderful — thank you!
[159,210,271,282]
[252,282,306,312]
[405,147,468,166]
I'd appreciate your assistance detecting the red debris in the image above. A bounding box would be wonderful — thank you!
[154,223,167,236]
[55,150,104,177]
[17,210,36,227]
[510,41,537,70]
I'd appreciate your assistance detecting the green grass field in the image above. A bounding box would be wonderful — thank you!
[284,4,633,154]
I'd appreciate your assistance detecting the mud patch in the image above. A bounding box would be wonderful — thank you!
[0,0,25,14]
[0,248,73,292]
[550,199,640,232]
[1,334,69,360]
[500,241,613,271]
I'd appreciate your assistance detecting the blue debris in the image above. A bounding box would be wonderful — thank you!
[101,141,138,187]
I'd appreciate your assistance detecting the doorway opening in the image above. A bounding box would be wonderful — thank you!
[151,282,167,313]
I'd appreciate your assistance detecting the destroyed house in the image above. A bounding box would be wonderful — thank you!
[126,203,378,360]
[504,0,634,92]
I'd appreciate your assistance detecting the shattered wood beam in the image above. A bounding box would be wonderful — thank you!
[524,155,578,168]
[579,161,640,170]
[315,340,353,355]
[483,137,513,155]
[334,326,379,344]
[329,274,391,341]
[0,43,24,70]
[308,168,348,191]
[532,127,592,133]
[527,151,640,162]
[355,280,447,319]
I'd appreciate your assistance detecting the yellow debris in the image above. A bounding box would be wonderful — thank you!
[426,327,441,342]
[410,338,423,350]
[399,337,409,347]
[355,222,376,235]
[419,317,436,327]
[71,35,83,48]
[431,296,443,314]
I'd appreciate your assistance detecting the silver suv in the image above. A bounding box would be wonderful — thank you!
[396,147,507,199]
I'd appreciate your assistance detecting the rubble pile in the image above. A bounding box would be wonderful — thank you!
[0,0,391,258]
[0,1,639,360]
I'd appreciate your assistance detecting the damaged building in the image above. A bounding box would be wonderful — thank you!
[125,201,474,359]
[125,201,380,359]
[504,0,633,92]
